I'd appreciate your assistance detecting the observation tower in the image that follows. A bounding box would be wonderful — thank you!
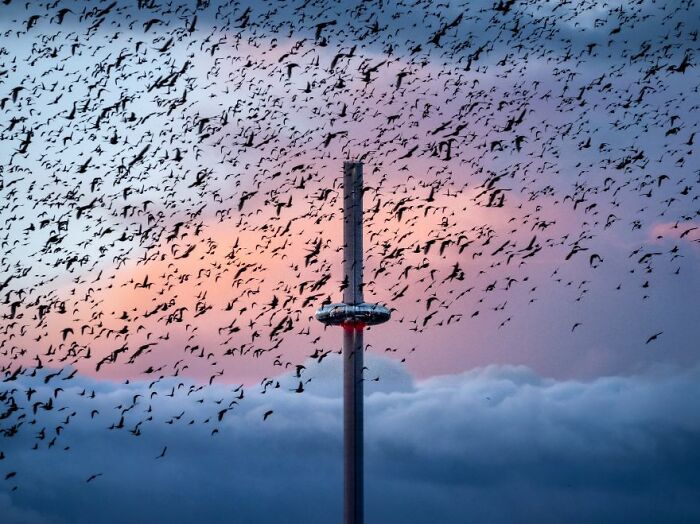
[315,161,390,524]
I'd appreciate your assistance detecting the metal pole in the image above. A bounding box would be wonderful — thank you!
[343,161,363,524]
[316,161,388,522]
[343,161,363,305]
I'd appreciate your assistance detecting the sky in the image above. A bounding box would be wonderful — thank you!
[0,0,699,522]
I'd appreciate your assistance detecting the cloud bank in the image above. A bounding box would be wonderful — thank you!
[2,355,699,523]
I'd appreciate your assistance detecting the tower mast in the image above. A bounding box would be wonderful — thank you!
[316,161,390,524]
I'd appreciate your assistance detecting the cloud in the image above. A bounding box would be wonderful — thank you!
[0,493,60,524]
[649,221,700,245]
[2,356,699,523]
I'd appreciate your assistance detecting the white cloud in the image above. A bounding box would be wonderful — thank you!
[1,357,699,523]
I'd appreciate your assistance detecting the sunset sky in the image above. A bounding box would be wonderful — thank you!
[0,0,698,522]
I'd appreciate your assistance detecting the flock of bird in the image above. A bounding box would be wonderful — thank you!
[0,0,698,490]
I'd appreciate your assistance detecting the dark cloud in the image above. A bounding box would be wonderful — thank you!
[0,494,61,524]
[2,357,699,523]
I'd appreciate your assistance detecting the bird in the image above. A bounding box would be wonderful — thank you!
[645,332,663,344]
[0,0,696,495]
